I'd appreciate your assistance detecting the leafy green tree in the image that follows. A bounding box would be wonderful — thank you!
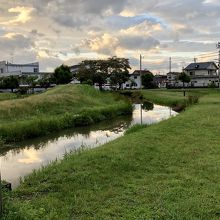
[142,72,154,89]
[94,60,109,90]
[76,60,108,90]
[76,57,131,90]
[54,65,72,84]
[76,60,97,85]
[179,72,190,88]
[2,76,19,92]
[38,76,52,88]
[108,56,131,90]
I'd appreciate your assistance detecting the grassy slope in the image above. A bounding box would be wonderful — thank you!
[0,93,19,101]
[0,85,131,142]
[142,89,212,107]
[3,89,220,219]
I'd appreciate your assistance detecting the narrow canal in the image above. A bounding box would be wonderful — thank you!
[0,103,178,188]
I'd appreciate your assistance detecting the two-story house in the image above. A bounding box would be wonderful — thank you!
[184,62,219,87]
[122,70,153,89]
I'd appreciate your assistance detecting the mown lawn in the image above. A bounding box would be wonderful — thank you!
[3,89,220,219]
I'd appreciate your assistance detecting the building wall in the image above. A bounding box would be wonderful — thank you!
[191,77,219,87]
[122,74,142,89]
[0,61,39,75]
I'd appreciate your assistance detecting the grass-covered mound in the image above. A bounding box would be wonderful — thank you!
[0,92,19,101]
[0,84,132,142]
[3,89,220,219]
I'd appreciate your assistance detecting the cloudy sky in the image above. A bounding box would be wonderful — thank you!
[0,0,219,73]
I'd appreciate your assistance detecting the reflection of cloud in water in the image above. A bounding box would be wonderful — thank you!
[132,104,178,125]
[0,103,178,188]
[18,149,42,164]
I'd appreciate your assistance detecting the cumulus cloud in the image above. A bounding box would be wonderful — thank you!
[0,0,219,72]
[0,33,34,52]
[0,6,34,25]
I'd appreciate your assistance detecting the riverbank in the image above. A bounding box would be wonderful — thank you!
[0,85,132,143]
[3,89,220,219]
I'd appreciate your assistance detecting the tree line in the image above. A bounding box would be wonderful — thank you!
[0,56,159,93]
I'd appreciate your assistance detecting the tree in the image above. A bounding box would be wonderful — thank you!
[108,56,131,90]
[94,60,108,90]
[2,76,19,92]
[54,65,72,84]
[38,76,52,88]
[179,72,190,88]
[76,60,96,84]
[76,60,108,90]
[75,57,131,90]
[142,72,154,89]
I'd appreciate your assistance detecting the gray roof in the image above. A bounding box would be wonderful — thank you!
[185,62,218,71]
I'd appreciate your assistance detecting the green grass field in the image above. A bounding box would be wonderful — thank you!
[0,85,132,143]
[3,89,220,219]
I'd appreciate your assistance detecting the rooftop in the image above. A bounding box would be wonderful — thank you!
[185,62,218,71]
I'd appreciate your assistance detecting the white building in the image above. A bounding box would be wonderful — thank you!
[0,61,39,77]
[167,62,219,88]
[122,70,152,89]
[184,62,219,87]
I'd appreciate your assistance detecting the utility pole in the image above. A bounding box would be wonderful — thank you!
[217,42,220,89]
[140,54,142,90]
[194,58,197,63]
[169,57,172,73]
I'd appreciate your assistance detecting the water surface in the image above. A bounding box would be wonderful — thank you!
[0,104,178,187]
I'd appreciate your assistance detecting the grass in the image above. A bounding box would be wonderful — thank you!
[0,84,132,143]
[141,88,210,107]
[3,88,220,219]
[0,93,20,101]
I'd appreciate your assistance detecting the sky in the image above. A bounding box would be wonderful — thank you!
[0,0,220,74]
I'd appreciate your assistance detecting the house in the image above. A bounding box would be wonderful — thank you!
[122,70,153,89]
[166,72,182,87]
[184,62,219,87]
[0,61,39,76]
[153,75,167,88]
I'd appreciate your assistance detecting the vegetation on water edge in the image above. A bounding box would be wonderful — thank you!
[0,84,132,143]
[2,89,220,219]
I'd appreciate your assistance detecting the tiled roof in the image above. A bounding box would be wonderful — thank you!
[185,62,218,70]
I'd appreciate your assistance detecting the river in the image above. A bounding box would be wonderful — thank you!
[0,103,178,188]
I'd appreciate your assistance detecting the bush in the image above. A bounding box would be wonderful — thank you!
[187,95,199,105]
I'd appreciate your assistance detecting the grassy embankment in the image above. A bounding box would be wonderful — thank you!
[0,93,19,101]
[3,89,220,219]
[0,84,132,143]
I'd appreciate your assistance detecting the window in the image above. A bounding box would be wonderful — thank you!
[0,68,3,73]
[34,68,38,73]
[126,84,129,87]
[134,76,137,79]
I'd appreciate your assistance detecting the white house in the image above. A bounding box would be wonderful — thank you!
[184,62,219,87]
[166,72,182,87]
[122,70,153,89]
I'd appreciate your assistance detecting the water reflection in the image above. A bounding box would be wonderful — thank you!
[0,104,178,187]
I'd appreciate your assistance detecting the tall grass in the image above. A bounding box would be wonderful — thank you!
[0,85,132,142]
